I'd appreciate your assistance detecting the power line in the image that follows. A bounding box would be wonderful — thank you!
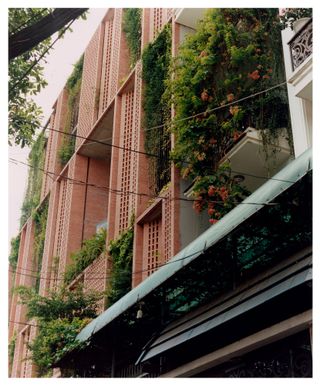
[9,157,284,204]
[10,247,206,283]
[9,9,50,37]
[9,320,38,328]
[11,80,288,162]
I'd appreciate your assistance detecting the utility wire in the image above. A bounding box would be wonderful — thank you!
[11,80,288,160]
[10,248,206,283]
[9,9,50,36]
[9,157,285,204]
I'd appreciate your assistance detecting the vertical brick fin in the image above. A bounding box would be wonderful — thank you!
[41,113,55,199]
[99,18,114,115]
[58,159,75,277]
[163,188,173,262]
[39,182,59,296]
[108,8,122,105]
[77,26,103,146]
[118,91,134,233]
[84,254,107,312]
[130,63,142,214]
[51,178,67,291]
[11,328,25,377]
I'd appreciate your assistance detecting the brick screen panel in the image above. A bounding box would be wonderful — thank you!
[99,18,114,115]
[77,26,103,146]
[84,254,107,313]
[108,8,122,105]
[118,91,134,233]
[142,217,163,280]
[129,62,142,214]
[41,113,55,200]
[163,188,173,262]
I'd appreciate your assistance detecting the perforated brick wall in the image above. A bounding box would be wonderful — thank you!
[142,218,162,279]
[84,254,107,312]
[118,91,135,233]
[129,62,143,214]
[108,9,122,105]
[77,26,103,147]
[163,188,173,262]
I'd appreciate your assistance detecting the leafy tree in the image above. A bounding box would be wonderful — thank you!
[8,8,87,147]
[15,285,103,376]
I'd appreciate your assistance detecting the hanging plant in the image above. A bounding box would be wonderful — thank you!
[122,8,142,67]
[58,55,83,166]
[142,24,172,194]
[191,163,250,224]
[168,9,291,222]
[32,200,49,292]
[64,229,106,285]
[107,226,134,306]
[20,131,46,227]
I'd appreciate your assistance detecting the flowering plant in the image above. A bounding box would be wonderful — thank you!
[191,163,250,224]
[168,9,290,222]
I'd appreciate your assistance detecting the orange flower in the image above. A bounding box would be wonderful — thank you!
[208,185,216,197]
[227,93,235,102]
[229,105,240,116]
[263,74,270,80]
[248,70,260,80]
[201,90,209,101]
[209,218,218,224]
[208,208,215,216]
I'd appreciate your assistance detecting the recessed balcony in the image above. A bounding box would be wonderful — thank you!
[219,128,292,192]
[175,8,206,29]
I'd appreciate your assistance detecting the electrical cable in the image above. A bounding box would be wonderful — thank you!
[9,157,286,203]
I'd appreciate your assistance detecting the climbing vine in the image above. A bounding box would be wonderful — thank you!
[9,234,21,269]
[107,227,134,306]
[58,55,83,166]
[20,130,46,227]
[168,9,291,222]
[64,229,106,285]
[32,200,49,292]
[122,8,142,67]
[142,24,172,194]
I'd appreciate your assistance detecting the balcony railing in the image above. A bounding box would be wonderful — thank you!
[289,18,312,71]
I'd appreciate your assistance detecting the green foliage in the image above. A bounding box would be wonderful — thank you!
[8,332,17,373]
[20,131,46,227]
[64,229,106,285]
[9,8,52,147]
[168,9,291,220]
[15,285,102,376]
[279,8,312,29]
[33,200,49,292]
[142,25,172,193]
[58,55,83,166]
[107,227,134,306]
[9,234,21,269]
[122,8,142,67]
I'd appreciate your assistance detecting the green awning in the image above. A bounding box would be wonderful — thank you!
[76,148,312,344]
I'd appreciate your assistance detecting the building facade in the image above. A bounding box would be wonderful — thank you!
[9,8,312,378]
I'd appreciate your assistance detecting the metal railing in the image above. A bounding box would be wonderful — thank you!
[289,19,312,71]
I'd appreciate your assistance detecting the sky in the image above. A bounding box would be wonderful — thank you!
[8,8,106,245]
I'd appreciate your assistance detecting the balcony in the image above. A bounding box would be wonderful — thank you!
[289,19,312,72]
